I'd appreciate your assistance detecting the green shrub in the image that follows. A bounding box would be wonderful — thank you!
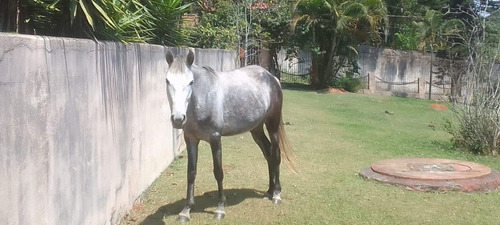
[332,76,362,92]
[444,116,498,155]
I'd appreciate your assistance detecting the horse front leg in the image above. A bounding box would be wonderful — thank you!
[210,133,226,220]
[177,136,200,222]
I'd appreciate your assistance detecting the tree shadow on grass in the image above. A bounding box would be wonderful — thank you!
[140,188,266,225]
[281,83,313,91]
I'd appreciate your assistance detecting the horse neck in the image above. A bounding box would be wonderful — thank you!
[190,65,219,104]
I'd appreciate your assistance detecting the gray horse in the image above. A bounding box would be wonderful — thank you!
[165,50,296,222]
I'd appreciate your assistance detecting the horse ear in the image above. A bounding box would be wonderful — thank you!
[166,50,174,66]
[186,50,194,67]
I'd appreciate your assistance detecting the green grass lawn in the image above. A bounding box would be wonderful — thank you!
[120,89,500,225]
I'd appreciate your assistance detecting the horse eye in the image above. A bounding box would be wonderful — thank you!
[165,79,170,86]
[188,80,194,86]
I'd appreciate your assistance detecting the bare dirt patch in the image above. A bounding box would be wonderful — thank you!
[430,103,448,111]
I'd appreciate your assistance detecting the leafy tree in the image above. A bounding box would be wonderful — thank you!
[415,9,466,99]
[143,0,191,45]
[445,7,500,155]
[415,10,446,99]
[291,0,388,89]
[94,1,154,42]
[183,0,291,70]
[384,0,429,50]
[482,10,500,60]
[0,0,190,44]
[253,0,292,77]
[383,0,472,51]
[182,0,240,49]
[12,0,122,38]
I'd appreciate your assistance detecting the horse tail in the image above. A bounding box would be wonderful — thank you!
[278,117,298,174]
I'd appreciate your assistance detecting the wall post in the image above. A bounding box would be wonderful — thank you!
[368,73,376,93]
[418,77,426,99]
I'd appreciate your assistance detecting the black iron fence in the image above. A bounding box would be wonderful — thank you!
[276,49,311,85]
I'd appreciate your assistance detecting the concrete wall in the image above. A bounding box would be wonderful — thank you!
[0,33,237,225]
[192,48,239,71]
[357,46,440,97]
[358,46,500,99]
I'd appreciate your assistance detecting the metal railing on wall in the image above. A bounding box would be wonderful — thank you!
[276,49,311,85]
[362,73,451,100]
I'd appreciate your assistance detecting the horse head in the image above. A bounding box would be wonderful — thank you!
[165,50,195,129]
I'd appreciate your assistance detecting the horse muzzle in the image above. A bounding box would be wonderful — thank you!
[171,114,186,129]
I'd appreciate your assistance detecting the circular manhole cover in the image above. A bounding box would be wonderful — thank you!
[371,158,491,180]
[359,158,500,192]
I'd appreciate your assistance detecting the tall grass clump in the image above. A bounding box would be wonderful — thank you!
[446,9,500,156]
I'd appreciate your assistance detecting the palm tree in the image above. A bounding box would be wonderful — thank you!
[415,10,444,99]
[415,9,465,99]
[143,0,191,45]
[292,0,387,89]
[2,0,189,44]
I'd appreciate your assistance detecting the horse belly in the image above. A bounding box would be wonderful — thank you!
[221,101,267,136]
[219,72,273,136]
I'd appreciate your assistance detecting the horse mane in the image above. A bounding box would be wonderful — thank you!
[202,66,218,76]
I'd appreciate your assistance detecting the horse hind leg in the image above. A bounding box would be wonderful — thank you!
[251,124,271,160]
[250,124,281,204]
[266,120,283,204]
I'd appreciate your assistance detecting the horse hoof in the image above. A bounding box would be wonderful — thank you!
[177,215,190,223]
[272,197,282,205]
[214,211,225,220]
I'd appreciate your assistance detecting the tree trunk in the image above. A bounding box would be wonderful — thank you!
[322,35,337,89]
[450,72,462,102]
[492,130,500,156]
[269,45,280,80]
[310,29,341,90]
[310,54,319,88]
[309,25,318,88]
[0,0,18,32]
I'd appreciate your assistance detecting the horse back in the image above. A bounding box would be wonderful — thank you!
[217,65,282,135]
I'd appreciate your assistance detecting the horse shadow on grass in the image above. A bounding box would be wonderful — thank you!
[140,188,266,225]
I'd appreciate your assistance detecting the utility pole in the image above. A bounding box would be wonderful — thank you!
[428,46,433,100]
